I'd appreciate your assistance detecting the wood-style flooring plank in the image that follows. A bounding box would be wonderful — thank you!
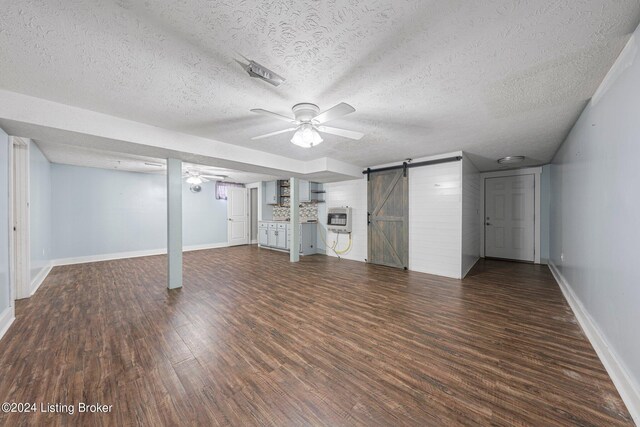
[0,246,633,426]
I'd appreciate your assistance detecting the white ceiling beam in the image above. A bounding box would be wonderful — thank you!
[0,89,362,182]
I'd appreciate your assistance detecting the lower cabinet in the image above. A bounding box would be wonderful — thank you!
[276,229,287,248]
[267,228,277,247]
[267,228,287,249]
[258,228,269,246]
[286,224,317,255]
[259,221,317,255]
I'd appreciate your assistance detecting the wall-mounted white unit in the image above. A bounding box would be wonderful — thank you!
[327,207,352,233]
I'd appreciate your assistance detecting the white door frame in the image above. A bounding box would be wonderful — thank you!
[245,182,261,220]
[248,187,258,244]
[480,167,541,264]
[7,138,15,308]
[9,137,31,300]
[245,182,260,244]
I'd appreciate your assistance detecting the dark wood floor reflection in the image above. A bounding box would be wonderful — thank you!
[0,246,632,426]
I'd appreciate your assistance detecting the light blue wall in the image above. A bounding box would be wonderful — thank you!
[550,29,640,393]
[0,128,10,312]
[29,142,52,283]
[182,180,228,246]
[51,164,228,260]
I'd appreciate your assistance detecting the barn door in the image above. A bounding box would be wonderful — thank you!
[368,169,408,268]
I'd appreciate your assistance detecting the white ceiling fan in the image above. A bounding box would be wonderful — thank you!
[250,102,364,148]
[183,169,227,185]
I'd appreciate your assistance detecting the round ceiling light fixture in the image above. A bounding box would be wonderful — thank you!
[497,156,525,164]
[290,123,324,148]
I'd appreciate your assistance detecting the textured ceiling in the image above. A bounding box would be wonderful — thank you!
[34,140,280,184]
[1,0,639,170]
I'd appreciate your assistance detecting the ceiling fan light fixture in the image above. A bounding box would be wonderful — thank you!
[186,176,203,185]
[290,124,323,148]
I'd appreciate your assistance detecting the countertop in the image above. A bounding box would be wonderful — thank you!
[260,219,318,224]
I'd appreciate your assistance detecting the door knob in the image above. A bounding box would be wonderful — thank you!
[486,222,491,226]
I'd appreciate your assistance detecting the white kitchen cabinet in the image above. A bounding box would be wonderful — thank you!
[298,179,310,202]
[267,228,277,247]
[265,181,278,205]
[258,228,269,246]
[276,228,287,248]
[297,180,325,203]
[286,223,317,255]
[258,221,316,255]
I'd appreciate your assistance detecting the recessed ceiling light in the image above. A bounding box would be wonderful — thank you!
[497,156,525,164]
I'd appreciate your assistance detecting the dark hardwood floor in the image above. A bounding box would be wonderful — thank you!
[0,246,632,426]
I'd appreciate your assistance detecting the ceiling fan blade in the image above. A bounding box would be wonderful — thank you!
[317,126,364,140]
[201,174,227,180]
[313,102,355,124]
[251,127,297,140]
[250,109,296,123]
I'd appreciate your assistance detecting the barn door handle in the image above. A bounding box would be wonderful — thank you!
[367,212,371,225]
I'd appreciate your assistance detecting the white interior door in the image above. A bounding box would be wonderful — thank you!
[227,187,248,246]
[485,174,535,262]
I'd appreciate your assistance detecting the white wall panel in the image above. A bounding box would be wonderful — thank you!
[461,155,480,277]
[0,128,10,312]
[321,178,367,262]
[409,161,462,279]
[322,154,466,279]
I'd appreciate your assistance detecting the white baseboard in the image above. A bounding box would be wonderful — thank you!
[461,256,480,279]
[0,305,15,342]
[52,242,230,266]
[549,262,640,424]
[183,242,230,252]
[30,263,53,296]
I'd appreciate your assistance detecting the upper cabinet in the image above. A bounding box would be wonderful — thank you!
[310,182,325,203]
[266,179,324,205]
[298,179,311,202]
[265,181,278,205]
[298,180,325,203]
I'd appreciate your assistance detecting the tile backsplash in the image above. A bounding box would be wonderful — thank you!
[273,202,319,222]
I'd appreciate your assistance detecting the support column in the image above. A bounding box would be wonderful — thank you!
[290,177,300,263]
[167,158,183,289]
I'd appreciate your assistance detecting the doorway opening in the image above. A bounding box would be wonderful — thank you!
[249,188,258,244]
